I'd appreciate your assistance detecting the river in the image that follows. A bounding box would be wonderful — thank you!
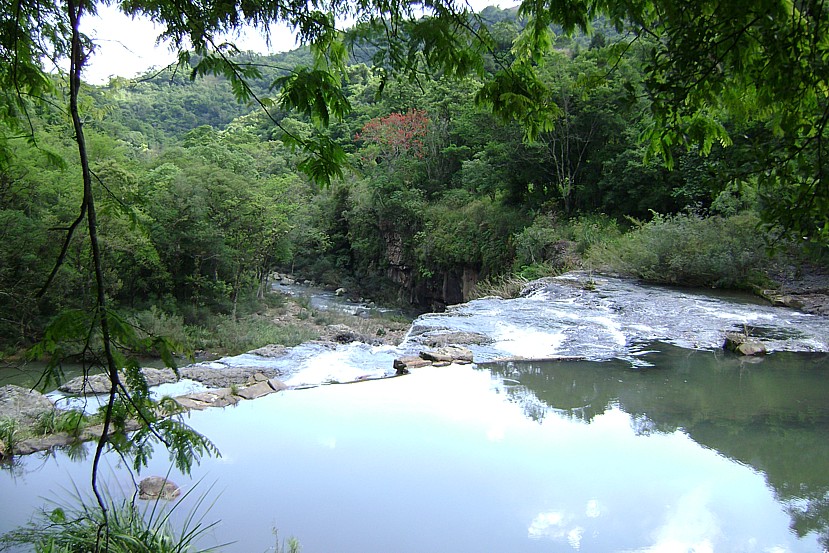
[1,274,828,552]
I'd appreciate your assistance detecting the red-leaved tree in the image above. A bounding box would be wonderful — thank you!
[355,109,430,164]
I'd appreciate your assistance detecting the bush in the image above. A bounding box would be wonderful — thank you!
[210,315,319,354]
[513,212,621,271]
[588,211,771,289]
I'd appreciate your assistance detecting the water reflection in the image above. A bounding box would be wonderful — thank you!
[484,345,829,548]
[2,352,827,552]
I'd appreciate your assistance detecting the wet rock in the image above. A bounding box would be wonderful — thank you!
[420,346,474,364]
[724,333,767,356]
[249,344,288,358]
[179,366,281,388]
[393,356,433,374]
[236,381,275,400]
[59,368,178,395]
[268,379,288,392]
[138,476,181,500]
[420,331,492,347]
[0,385,55,425]
[174,389,240,410]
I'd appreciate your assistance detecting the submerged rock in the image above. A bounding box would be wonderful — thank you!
[138,476,181,500]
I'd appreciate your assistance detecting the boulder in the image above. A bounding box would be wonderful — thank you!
[268,378,288,392]
[723,333,767,356]
[246,372,270,384]
[0,385,55,425]
[59,373,112,394]
[420,346,474,364]
[393,356,433,375]
[325,324,368,344]
[138,476,181,500]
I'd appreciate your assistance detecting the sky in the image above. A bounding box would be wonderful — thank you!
[80,2,509,85]
[80,4,300,84]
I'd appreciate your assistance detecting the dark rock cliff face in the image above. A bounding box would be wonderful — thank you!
[409,266,480,311]
[381,228,480,310]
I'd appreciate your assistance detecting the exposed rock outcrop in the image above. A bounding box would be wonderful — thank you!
[59,368,178,394]
[0,385,55,425]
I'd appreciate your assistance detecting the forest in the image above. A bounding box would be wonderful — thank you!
[1,4,827,359]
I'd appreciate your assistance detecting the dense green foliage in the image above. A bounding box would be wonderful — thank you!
[2,5,825,353]
[2,0,828,545]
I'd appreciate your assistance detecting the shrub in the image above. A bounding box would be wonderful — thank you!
[210,315,319,354]
[588,211,770,289]
[513,212,621,271]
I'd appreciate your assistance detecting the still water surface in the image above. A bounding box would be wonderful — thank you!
[2,344,828,552]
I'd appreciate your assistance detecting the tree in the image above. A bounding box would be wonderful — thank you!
[3,0,829,543]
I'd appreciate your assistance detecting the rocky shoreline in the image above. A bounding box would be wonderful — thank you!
[3,270,829,460]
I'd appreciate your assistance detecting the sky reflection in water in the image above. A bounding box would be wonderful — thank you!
[3,352,827,553]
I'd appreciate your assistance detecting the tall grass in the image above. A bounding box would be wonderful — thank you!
[1,480,225,553]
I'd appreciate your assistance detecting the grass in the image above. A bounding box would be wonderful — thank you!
[469,274,531,300]
[0,416,19,456]
[1,479,226,553]
[32,410,90,438]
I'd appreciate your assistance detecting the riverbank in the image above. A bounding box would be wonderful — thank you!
[4,272,829,460]
[762,262,829,315]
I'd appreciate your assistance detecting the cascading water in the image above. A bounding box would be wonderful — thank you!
[402,273,829,365]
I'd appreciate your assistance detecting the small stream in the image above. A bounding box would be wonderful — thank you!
[2,273,829,552]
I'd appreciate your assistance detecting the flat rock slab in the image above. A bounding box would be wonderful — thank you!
[174,390,240,410]
[420,346,474,363]
[59,368,178,394]
[420,331,493,347]
[0,385,55,425]
[236,381,274,400]
[393,355,433,374]
[179,366,281,388]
